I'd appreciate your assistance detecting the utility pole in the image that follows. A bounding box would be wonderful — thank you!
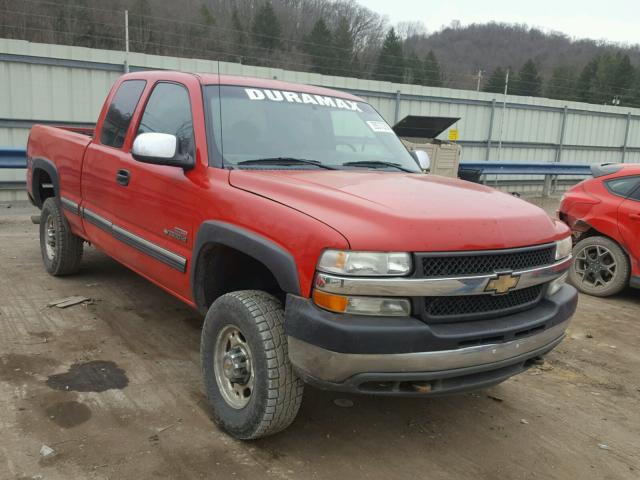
[475,69,483,91]
[124,10,130,73]
[497,69,509,161]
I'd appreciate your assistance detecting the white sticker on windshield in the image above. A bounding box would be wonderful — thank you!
[367,121,394,133]
[244,88,363,112]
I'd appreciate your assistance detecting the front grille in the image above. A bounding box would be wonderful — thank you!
[423,285,544,322]
[420,245,555,278]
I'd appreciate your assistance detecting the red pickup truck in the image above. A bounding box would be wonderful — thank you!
[27,71,577,439]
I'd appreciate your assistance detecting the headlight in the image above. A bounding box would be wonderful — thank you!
[317,250,412,276]
[555,236,572,260]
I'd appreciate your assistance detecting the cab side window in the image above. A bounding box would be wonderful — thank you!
[100,80,146,148]
[137,83,195,160]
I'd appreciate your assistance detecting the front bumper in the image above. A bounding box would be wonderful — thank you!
[284,285,577,395]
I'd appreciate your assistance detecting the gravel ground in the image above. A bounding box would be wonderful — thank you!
[0,201,639,480]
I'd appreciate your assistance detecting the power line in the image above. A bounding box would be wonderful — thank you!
[0,24,124,44]
[6,0,125,16]
[2,8,125,30]
[1,5,456,85]
[3,0,640,105]
[0,1,612,89]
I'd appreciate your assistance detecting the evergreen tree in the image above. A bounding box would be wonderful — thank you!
[332,17,354,77]
[231,7,249,62]
[613,53,635,100]
[251,2,282,52]
[423,50,443,87]
[305,18,333,75]
[627,70,640,108]
[483,67,508,94]
[512,59,542,96]
[373,28,404,83]
[200,4,215,26]
[591,54,617,104]
[576,57,599,103]
[576,53,634,105]
[546,65,577,100]
[405,51,424,85]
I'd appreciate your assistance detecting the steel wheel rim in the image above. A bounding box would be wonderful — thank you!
[213,325,254,409]
[574,244,617,288]
[45,215,56,260]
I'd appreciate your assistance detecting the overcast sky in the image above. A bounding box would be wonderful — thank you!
[357,0,640,46]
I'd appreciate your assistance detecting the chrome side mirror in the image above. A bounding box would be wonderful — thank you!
[132,132,194,169]
[411,149,430,172]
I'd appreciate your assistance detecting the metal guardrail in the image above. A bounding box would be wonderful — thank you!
[459,162,592,176]
[0,147,591,196]
[0,147,27,168]
[459,162,592,196]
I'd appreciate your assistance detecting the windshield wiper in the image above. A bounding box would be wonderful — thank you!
[237,157,338,170]
[342,160,415,173]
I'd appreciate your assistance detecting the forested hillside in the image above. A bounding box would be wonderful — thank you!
[2,0,640,106]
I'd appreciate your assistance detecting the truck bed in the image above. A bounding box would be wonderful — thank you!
[27,124,94,210]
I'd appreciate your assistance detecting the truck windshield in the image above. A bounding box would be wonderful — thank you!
[204,85,420,172]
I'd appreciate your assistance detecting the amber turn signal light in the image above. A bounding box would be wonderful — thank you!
[312,289,348,313]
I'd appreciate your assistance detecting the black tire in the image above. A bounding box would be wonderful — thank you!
[568,235,629,297]
[201,290,304,440]
[39,197,83,276]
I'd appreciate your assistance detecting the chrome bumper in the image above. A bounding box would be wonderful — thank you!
[288,319,569,383]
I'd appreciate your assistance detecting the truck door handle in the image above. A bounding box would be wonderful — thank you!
[629,213,640,220]
[116,169,130,186]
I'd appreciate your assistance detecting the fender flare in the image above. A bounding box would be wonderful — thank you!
[30,157,60,208]
[191,221,301,310]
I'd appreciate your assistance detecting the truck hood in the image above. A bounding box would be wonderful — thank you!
[228,170,566,251]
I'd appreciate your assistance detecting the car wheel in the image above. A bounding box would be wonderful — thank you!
[39,197,84,276]
[569,236,629,297]
[200,290,304,439]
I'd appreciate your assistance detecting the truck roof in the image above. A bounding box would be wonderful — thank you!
[120,70,362,102]
[199,74,362,102]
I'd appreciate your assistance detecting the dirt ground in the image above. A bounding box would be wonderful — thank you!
[0,201,639,480]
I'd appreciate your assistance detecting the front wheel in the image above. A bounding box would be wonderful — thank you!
[200,291,304,439]
[569,236,629,297]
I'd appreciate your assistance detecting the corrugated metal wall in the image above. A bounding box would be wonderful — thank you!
[3,37,640,170]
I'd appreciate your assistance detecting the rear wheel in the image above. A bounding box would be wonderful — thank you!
[39,198,83,276]
[201,290,304,439]
[569,236,629,297]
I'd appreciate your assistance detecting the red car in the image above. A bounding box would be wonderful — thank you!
[560,163,640,296]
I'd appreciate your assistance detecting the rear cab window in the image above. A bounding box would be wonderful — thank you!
[605,176,640,199]
[100,80,146,148]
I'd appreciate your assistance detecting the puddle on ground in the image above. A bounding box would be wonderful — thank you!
[45,400,92,428]
[46,360,128,392]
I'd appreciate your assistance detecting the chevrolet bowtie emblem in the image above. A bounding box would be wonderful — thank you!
[485,272,520,295]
